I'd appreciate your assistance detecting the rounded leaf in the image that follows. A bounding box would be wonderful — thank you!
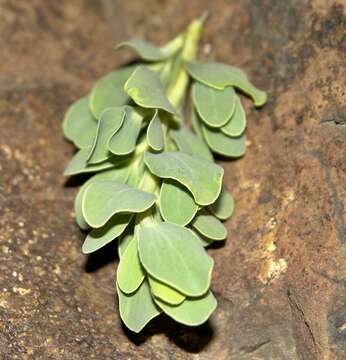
[138,222,214,297]
[82,180,156,228]
[154,291,217,326]
[90,67,135,119]
[144,151,223,206]
[208,189,234,220]
[192,82,236,127]
[117,280,160,333]
[63,96,97,149]
[186,61,267,107]
[146,110,164,151]
[221,95,246,137]
[148,276,185,305]
[191,208,227,241]
[117,236,145,294]
[159,180,198,226]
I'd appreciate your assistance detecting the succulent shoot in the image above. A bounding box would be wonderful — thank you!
[63,15,267,333]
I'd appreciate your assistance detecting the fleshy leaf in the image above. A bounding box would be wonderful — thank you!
[116,38,174,61]
[74,165,131,230]
[88,107,126,164]
[146,110,164,151]
[221,95,246,137]
[154,291,217,326]
[186,61,267,107]
[82,213,132,254]
[117,280,160,333]
[202,124,246,158]
[148,276,185,305]
[63,96,97,149]
[117,236,145,294]
[118,231,134,258]
[144,151,223,206]
[89,66,135,119]
[138,222,214,297]
[124,66,177,115]
[208,189,234,220]
[191,208,227,240]
[192,82,236,127]
[171,127,213,162]
[82,180,156,228]
[108,107,144,156]
[63,148,126,176]
[159,180,198,226]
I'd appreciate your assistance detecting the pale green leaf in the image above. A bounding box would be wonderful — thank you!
[62,96,97,149]
[88,107,126,164]
[117,236,145,294]
[148,276,185,305]
[63,148,126,176]
[108,107,143,155]
[90,66,135,119]
[192,82,236,127]
[154,291,217,326]
[124,66,177,115]
[146,110,164,151]
[191,108,203,138]
[202,124,246,158]
[171,127,213,162]
[82,180,156,228]
[138,222,214,296]
[116,38,174,61]
[191,208,227,241]
[74,165,131,230]
[118,230,134,258]
[144,151,223,206]
[221,95,246,137]
[82,213,132,254]
[208,189,234,220]
[186,61,267,107]
[117,280,160,333]
[159,180,198,226]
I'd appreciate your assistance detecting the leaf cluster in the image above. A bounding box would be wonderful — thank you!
[63,18,266,332]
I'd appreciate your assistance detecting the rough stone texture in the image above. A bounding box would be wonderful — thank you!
[0,0,345,359]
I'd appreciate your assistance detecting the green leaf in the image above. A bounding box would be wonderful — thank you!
[171,127,213,162]
[146,110,164,151]
[154,291,217,326]
[117,280,160,333]
[192,82,236,127]
[63,96,97,149]
[118,231,134,258]
[202,124,246,158]
[116,38,174,61]
[148,276,185,305]
[88,107,126,164]
[108,107,143,156]
[208,189,234,220]
[159,180,198,226]
[89,66,135,119]
[186,61,267,107]
[82,213,132,254]
[117,236,145,294]
[138,222,213,297]
[74,165,131,230]
[191,208,227,240]
[124,66,177,115]
[191,108,203,138]
[221,95,246,137]
[64,148,126,176]
[82,180,156,228]
[144,151,223,206]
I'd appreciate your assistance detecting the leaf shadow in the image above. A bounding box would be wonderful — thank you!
[84,239,118,273]
[122,313,214,353]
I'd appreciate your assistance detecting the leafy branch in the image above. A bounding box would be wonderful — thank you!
[63,15,267,332]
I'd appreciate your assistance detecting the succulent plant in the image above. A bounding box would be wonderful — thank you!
[63,14,266,333]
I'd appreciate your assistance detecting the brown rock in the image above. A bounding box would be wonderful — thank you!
[0,0,345,359]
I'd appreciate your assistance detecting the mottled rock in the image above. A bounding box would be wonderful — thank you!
[0,0,345,359]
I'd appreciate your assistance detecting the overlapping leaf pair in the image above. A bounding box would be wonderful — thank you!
[63,16,266,333]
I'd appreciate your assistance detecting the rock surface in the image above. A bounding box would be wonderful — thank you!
[0,0,345,359]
